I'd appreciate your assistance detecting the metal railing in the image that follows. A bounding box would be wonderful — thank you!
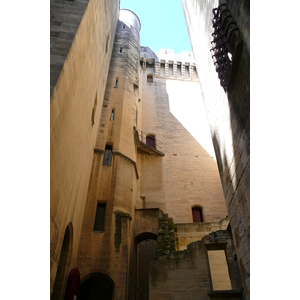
[135,128,163,150]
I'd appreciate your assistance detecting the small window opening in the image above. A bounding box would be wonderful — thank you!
[122,23,126,30]
[192,207,203,222]
[91,93,97,126]
[93,203,106,231]
[91,109,95,126]
[119,47,123,55]
[103,145,112,166]
[110,109,115,121]
[106,33,110,53]
[147,74,153,83]
[115,78,118,88]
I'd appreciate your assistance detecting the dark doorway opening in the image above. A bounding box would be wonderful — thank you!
[52,223,73,300]
[146,135,156,149]
[135,232,157,300]
[80,273,114,300]
[65,268,80,300]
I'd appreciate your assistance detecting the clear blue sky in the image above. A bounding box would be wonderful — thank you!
[120,0,192,53]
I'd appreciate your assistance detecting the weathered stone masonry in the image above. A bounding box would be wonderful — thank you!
[181,0,250,298]
[50,1,249,298]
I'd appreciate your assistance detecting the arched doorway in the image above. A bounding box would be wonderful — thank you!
[79,273,114,300]
[64,268,80,300]
[52,222,73,300]
[135,232,157,300]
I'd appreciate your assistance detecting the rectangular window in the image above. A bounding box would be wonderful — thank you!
[136,109,138,126]
[103,145,112,166]
[115,78,118,88]
[93,203,106,231]
[110,109,115,121]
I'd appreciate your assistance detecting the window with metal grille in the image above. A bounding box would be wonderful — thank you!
[103,145,112,166]
[93,203,106,231]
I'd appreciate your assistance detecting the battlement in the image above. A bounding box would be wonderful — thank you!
[140,47,198,81]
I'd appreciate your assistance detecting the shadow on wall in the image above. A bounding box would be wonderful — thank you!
[207,2,250,297]
[139,46,216,159]
[135,233,157,300]
[211,40,250,297]
[138,48,223,219]
[79,272,115,300]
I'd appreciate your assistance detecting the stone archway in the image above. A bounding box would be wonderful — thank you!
[79,273,114,300]
[135,232,157,300]
[52,222,73,300]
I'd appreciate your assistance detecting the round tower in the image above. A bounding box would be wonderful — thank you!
[76,9,142,300]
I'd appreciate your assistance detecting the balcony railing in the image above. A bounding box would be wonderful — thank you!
[134,127,164,156]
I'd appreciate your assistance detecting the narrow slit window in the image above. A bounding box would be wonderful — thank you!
[122,23,125,29]
[91,93,97,126]
[106,34,110,53]
[93,203,106,232]
[110,109,115,121]
[115,78,118,88]
[103,145,112,166]
[91,108,95,126]
[119,47,123,54]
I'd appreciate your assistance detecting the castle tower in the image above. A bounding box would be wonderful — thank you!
[50,0,120,298]
[75,9,141,300]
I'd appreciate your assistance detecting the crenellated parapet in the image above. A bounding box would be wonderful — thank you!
[140,47,199,81]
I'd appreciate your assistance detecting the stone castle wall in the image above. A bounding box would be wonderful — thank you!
[149,230,243,300]
[181,0,250,298]
[50,0,120,297]
[136,47,228,224]
[75,10,141,300]
[50,1,249,298]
